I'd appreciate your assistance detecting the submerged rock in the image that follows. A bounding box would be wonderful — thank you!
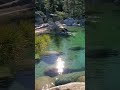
[40,51,64,64]
[69,47,85,51]
[44,68,58,77]
[41,53,59,65]
[44,68,83,77]
[54,71,85,86]
[35,76,55,90]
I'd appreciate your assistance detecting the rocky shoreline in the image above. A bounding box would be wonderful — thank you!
[49,82,85,90]
[35,71,85,90]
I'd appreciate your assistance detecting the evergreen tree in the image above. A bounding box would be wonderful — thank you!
[35,0,85,18]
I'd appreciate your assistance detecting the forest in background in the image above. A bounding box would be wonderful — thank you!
[35,0,85,19]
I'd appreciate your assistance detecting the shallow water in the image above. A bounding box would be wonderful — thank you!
[35,27,85,78]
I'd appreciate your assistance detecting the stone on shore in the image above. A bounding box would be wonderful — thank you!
[35,76,55,90]
[77,76,85,82]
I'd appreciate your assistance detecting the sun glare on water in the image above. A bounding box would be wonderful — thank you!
[56,57,65,75]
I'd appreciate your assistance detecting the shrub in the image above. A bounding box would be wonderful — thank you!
[56,11,67,20]
[35,35,51,59]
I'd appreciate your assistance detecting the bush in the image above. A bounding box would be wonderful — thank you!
[35,35,51,59]
[56,11,67,20]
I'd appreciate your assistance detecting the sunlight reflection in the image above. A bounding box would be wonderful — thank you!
[56,57,65,75]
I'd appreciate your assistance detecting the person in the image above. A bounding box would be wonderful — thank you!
[56,57,65,75]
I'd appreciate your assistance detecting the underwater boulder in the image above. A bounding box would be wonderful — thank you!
[44,68,58,77]
[41,54,59,64]
[44,68,83,77]
[69,46,85,51]
[41,51,64,64]
[54,71,85,86]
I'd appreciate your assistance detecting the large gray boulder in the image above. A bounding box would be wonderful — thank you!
[64,18,75,26]
[54,71,85,85]
[35,11,45,25]
[48,21,59,30]
[80,19,85,27]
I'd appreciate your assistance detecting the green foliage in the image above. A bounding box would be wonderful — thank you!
[35,0,85,18]
[56,11,67,20]
[35,35,51,59]
[45,0,58,13]
[35,0,45,12]
[35,11,45,17]
[63,0,85,18]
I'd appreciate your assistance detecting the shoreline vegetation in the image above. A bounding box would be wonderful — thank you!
[35,26,85,60]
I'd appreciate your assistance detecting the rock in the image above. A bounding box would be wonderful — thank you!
[35,12,44,25]
[54,71,85,86]
[48,21,59,30]
[41,51,64,64]
[44,68,83,77]
[35,76,55,90]
[64,18,75,26]
[41,54,59,65]
[44,68,58,77]
[72,23,78,26]
[77,76,85,82]
[55,21,65,29]
[49,82,85,90]
[80,19,85,27]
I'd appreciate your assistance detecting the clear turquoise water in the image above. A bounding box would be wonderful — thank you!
[35,27,85,78]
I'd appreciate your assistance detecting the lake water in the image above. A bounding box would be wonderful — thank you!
[35,27,85,78]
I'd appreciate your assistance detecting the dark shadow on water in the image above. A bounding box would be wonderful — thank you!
[52,35,62,48]
[51,34,71,49]
[69,46,85,51]
[44,67,85,77]
[40,54,60,64]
